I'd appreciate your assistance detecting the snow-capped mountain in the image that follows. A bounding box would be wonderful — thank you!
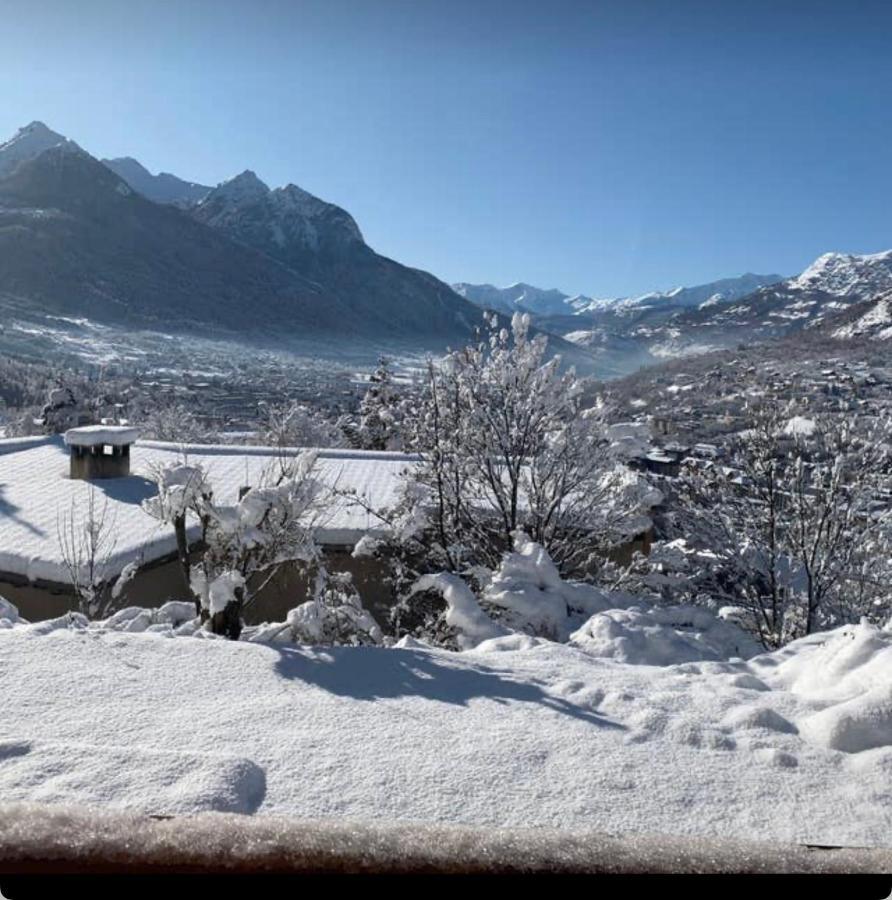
[678,250,892,336]
[460,253,891,377]
[613,273,786,312]
[455,273,783,319]
[453,282,594,317]
[788,250,892,298]
[102,156,211,207]
[0,120,80,178]
[831,291,892,341]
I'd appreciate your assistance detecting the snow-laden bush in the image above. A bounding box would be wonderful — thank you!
[342,356,407,451]
[277,572,383,647]
[481,531,618,641]
[405,533,755,663]
[410,573,508,651]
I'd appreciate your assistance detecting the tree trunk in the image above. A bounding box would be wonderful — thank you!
[173,513,196,613]
[208,588,244,640]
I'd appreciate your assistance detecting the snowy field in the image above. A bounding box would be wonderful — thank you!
[1,606,891,848]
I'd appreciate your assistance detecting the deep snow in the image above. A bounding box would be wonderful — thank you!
[1,610,890,847]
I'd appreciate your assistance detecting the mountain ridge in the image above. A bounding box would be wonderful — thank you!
[0,122,499,350]
[102,156,211,207]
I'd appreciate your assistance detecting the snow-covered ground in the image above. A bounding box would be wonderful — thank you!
[1,606,890,847]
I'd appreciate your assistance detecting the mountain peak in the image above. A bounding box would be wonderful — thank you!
[105,155,149,172]
[0,120,79,178]
[791,250,892,297]
[217,169,269,197]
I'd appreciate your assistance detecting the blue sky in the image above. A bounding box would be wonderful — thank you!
[1,0,890,297]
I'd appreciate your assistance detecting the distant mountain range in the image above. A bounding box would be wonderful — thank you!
[456,252,892,376]
[454,273,784,318]
[1,120,888,378]
[452,282,590,317]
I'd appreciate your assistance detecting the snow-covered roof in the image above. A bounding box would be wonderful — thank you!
[64,425,141,447]
[0,436,417,584]
[783,416,817,438]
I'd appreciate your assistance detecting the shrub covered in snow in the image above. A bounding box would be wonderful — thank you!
[271,572,383,647]
[400,533,756,663]
[144,453,329,639]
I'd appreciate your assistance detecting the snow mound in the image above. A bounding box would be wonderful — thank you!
[760,622,892,753]
[0,739,265,815]
[570,604,760,665]
[721,706,797,735]
[766,620,892,701]
[799,685,892,754]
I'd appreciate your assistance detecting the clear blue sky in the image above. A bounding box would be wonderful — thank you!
[1,0,890,297]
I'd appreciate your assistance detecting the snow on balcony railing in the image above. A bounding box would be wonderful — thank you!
[0,803,889,875]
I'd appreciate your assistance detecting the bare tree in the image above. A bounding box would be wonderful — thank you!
[141,401,217,444]
[343,314,654,641]
[400,313,650,575]
[259,401,344,449]
[669,402,892,647]
[57,486,120,619]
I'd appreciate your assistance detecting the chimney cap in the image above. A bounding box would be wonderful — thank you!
[64,425,140,448]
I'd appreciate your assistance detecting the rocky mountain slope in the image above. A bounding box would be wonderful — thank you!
[0,144,351,334]
[0,121,514,355]
[188,171,477,338]
[828,291,892,342]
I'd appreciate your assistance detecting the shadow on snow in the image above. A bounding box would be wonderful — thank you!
[272,644,623,730]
